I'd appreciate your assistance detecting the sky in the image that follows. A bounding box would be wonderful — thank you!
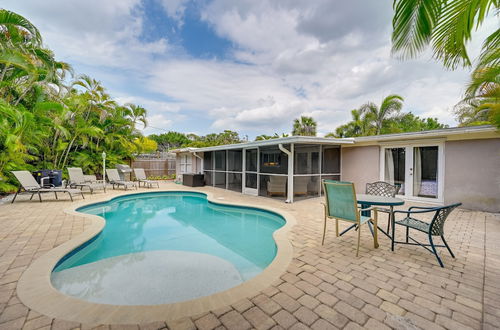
[3,0,495,138]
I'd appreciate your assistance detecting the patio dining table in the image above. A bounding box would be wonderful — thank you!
[339,194,405,251]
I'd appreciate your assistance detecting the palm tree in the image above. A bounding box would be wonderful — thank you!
[391,0,496,69]
[292,116,317,136]
[73,75,116,121]
[124,103,148,129]
[331,109,376,137]
[359,95,404,135]
[391,0,499,127]
[460,30,500,128]
[0,9,42,48]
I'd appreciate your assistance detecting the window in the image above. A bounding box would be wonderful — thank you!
[262,152,280,167]
[179,154,192,174]
[260,146,288,174]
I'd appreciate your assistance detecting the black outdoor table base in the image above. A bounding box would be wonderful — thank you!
[339,194,404,251]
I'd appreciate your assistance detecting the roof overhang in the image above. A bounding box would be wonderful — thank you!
[349,125,498,147]
[178,136,354,153]
[172,126,498,153]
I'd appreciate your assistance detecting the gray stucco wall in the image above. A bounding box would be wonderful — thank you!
[341,146,380,193]
[444,139,500,212]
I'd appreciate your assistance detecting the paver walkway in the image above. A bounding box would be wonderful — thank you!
[0,182,499,330]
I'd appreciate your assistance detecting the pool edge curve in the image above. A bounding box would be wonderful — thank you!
[16,187,296,325]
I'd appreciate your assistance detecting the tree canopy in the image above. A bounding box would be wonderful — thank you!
[0,9,150,192]
[391,0,499,128]
[148,130,243,149]
[292,116,317,136]
[329,95,447,138]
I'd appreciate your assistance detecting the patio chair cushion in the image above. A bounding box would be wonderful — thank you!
[395,217,430,233]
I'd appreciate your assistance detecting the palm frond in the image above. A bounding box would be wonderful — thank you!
[392,0,442,59]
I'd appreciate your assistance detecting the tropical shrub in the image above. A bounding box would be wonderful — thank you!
[0,9,149,192]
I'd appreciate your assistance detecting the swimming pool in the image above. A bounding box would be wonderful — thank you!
[51,191,286,305]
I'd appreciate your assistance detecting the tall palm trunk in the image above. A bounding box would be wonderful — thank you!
[60,135,77,170]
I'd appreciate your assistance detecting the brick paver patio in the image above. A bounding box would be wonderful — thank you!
[0,182,499,330]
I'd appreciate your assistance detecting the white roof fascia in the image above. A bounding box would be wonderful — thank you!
[352,125,496,143]
[188,136,354,152]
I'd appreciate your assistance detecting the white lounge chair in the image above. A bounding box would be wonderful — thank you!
[133,168,159,188]
[68,167,106,194]
[106,169,137,190]
[11,170,84,203]
[267,176,286,196]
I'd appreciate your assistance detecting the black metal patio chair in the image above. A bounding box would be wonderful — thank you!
[393,203,461,267]
[366,181,400,232]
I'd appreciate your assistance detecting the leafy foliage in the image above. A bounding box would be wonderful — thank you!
[149,131,191,150]
[255,133,290,141]
[292,116,317,136]
[329,95,447,138]
[133,137,157,153]
[0,9,149,192]
[359,94,404,135]
[184,130,242,147]
[148,130,243,149]
[391,0,499,128]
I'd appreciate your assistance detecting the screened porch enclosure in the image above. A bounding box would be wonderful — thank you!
[202,143,341,202]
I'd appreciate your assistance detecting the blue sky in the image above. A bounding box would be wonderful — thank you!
[3,0,495,138]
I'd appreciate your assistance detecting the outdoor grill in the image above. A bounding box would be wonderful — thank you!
[116,164,133,181]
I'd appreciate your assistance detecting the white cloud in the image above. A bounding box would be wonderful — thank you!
[3,0,168,70]
[158,0,190,26]
[138,113,173,135]
[4,0,496,138]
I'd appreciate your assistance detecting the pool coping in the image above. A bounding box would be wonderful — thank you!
[16,187,296,325]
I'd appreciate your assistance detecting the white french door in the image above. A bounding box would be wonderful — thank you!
[380,142,444,203]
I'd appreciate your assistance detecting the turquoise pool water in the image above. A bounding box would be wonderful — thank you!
[53,192,285,281]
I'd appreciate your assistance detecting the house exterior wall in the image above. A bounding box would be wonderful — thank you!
[340,146,380,193]
[444,138,500,212]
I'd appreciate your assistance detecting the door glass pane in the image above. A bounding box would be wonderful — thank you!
[246,149,258,172]
[413,146,438,198]
[384,148,405,194]
[245,173,257,189]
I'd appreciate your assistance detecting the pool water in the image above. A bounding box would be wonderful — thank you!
[51,192,286,305]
